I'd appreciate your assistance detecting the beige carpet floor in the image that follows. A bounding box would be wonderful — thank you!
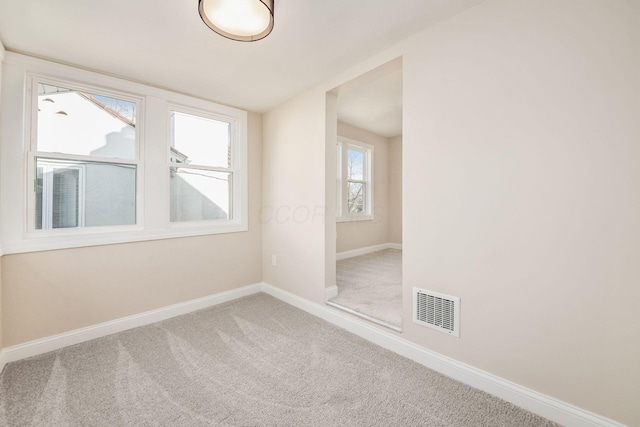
[0,293,558,426]
[331,249,403,328]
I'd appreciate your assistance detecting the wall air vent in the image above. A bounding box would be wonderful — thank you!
[413,287,460,337]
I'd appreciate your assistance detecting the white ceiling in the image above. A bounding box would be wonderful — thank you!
[0,0,484,113]
[336,58,403,138]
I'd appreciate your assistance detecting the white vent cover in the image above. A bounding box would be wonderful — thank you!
[413,288,460,337]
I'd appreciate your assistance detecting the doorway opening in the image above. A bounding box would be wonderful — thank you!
[326,58,403,331]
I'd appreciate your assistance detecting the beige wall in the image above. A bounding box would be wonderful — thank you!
[0,41,5,351]
[264,0,640,424]
[388,135,402,244]
[399,0,640,424]
[336,121,391,253]
[0,0,637,424]
[0,260,3,350]
[262,89,327,303]
[1,112,263,347]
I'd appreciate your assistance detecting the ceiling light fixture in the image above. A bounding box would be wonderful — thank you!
[198,0,274,42]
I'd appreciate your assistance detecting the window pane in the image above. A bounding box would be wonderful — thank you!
[348,181,365,213]
[347,149,364,180]
[52,168,80,229]
[37,84,136,159]
[171,112,231,168]
[170,167,230,222]
[83,163,137,227]
[36,158,136,230]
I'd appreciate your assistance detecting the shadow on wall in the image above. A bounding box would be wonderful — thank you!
[89,126,228,223]
[91,126,136,159]
[170,172,228,222]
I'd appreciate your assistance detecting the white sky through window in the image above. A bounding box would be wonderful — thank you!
[347,149,364,181]
[172,112,230,168]
[37,85,136,160]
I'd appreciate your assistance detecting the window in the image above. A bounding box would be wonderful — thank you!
[347,148,366,213]
[337,137,373,221]
[30,80,140,232]
[0,54,249,254]
[169,109,237,223]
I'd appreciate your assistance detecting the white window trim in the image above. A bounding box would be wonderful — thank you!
[0,52,248,255]
[166,104,246,231]
[36,159,87,230]
[336,142,343,217]
[26,74,145,238]
[336,136,374,222]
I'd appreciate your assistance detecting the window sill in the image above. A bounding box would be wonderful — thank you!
[337,214,374,223]
[2,223,249,255]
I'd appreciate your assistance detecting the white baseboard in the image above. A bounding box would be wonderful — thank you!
[326,300,402,332]
[325,285,338,300]
[336,242,402,260]
[2,283,262,364]
[0,280,624,427]
[261,282,624,427]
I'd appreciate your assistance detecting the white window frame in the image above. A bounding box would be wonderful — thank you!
[167,104,244,228]
[0,52,248,254]
[336,137,374,222]
[26,75,144,237]
[336,142,343,216]
[36,160,87,230]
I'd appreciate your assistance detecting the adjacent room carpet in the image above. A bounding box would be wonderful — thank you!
[330,248,403,328]
[0,293,557,426]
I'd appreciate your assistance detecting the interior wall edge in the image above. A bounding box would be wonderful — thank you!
[0,42,3,357]
[324,92,338,289]
[324,285,338,300]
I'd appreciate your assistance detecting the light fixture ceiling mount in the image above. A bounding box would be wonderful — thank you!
[198,0,275,42]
